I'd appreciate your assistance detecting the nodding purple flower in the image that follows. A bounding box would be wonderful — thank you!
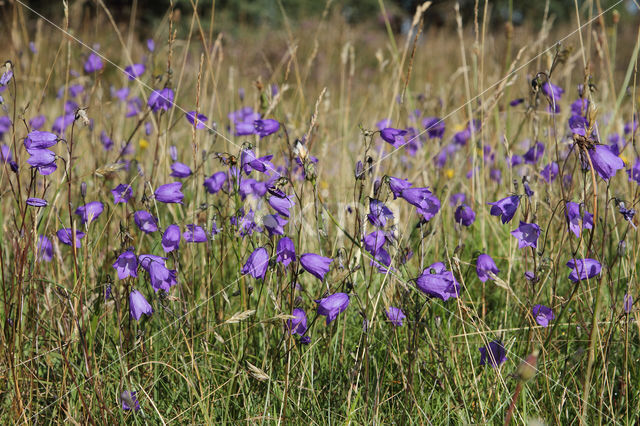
[422,117,445,139]
[242,247,269,280]
[84,53,103,73]
[363,230,387,255]
[386,307,406,327]
[75,201,104,224]
[162,224,181,252]
[29,115,46,131]
[532,304,555,327]
[388,176,413,199]
[241,150,275,176]
[587,145,624,180]
[185,111,208,129]
[490,168,502,183]
[155,182,184,204]
[542,82,564,100]
[315,293,350,325]
[57,228,85,247]
[488,195,520,224]
[134,210,158,234]
[565,202,593,238]
[511,221,540,249]
[26,197,47,207]
[111,184,133,204]
[231,208,260,237]
[415,262,460,301]
[628,158,640,184]
[476,254,500,282]
[380,127,408,148]
[100,131,114,151]
[129,290,153,320]
[121,390,141,412]
[263,214,287,236]
[184,224,207,243]
[0,144,12,164]
[276,237,296,267]
[541,162,559,183]
[113,250,138,280]
[268,192,295,218]
[0,117,11,137]
[211,221,221,237]
[126,97,143,117]
[111,86,130,102]
[254,118,280,138]
[124,63,145,80]
[509,98,525,107]
[367,199,394,228]
[24,131,58,149]
[624,294,633,313]
[300,253,333,281]
[567,258,601,282]
[571,97,589,116]
[170,162,192,178]
[449,192,466,207]
[139,254,177,293]
[148,88,174,112]
[204,172,227,194]
[479,340,507,368]
[26,148,56,174]
[52,113,75,134]
[37,235,53,262]
[523,141,545,164]
[454,204,475,226]
[401,187,441,221]
[287,308,307,336]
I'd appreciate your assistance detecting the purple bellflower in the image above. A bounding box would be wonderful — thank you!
[476,254,499,282]
[532,304,555,327]
[567,258,601,282]
[479,340,507,367]
[386,307,406,327]
[511,221,540,248]
[241,247,269,280]
[129,290,153,320]
[300,253,333,281]
[315,293,350,325]
[415,262,460,301]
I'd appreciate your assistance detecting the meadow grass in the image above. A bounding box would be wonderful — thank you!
[1,0,640,424]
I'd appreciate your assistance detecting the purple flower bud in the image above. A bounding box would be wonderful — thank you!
[241,247,269,280]
[161,224,181,252]
[113,250,138,280]
[315,293,350,325]
[300,253,333,281]
[170,162,192,178]
[26,197,47,207]
[476,254,499,282]
[146,39,155,52]
[624,294,633,313]
[129,290,153,320]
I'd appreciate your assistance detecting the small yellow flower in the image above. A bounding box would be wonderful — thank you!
[445,168,454,179]
[453,122,466,132]
[139,138,149,150]
[319,180,329,190]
